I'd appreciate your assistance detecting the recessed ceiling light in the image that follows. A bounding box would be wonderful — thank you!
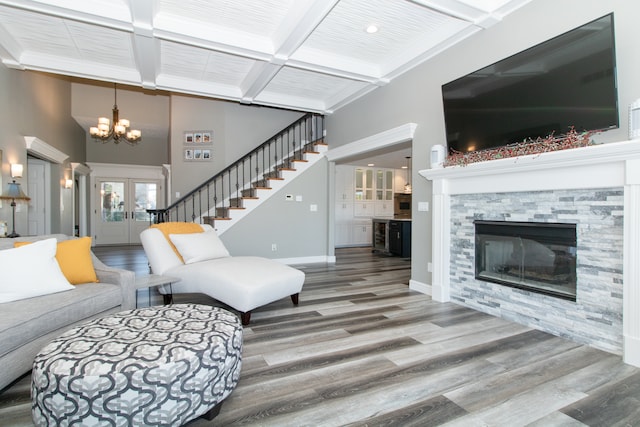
[365,25,378,34]
[368,163,375,167]
[401,166,408,169]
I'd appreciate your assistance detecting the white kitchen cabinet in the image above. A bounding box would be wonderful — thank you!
[335,165,402,246]
[355,168,374,201]
[354,201,374,217]
[335,165,354,202]
[352,220,372,246]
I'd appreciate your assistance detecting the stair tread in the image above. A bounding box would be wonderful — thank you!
[292,159,309,163]
[242,196,259,200]
[254,186,272,190]
[267,177,285,181]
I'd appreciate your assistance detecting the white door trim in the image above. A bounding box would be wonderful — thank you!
[87,163,165,244]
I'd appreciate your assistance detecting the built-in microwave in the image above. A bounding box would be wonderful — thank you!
[394,193,411,218]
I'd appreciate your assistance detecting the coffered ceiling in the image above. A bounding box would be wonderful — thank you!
[0,0,530,114]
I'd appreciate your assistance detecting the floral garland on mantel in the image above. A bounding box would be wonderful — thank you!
[443,127,598,167]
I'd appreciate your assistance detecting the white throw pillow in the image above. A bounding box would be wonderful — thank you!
[169,231,230,264]
[0,238,74,303]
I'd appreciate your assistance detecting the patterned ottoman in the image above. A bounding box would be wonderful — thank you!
[31,304,243,426]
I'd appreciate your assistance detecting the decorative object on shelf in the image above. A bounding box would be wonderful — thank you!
[0,164,31,237]
[430,144,445,168]
[89,83,142,145]
[444,127,598,167]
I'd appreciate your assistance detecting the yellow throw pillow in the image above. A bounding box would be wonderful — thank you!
[150,222,204,262]
[14,237,98,285]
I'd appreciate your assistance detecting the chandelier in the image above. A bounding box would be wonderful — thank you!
[89,83,142,145]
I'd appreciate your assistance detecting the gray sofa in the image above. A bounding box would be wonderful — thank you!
[0,234,136,391]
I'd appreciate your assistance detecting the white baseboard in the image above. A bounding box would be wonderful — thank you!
[276,255,336,265]
[624,334,640,368]
[409,279,431,295]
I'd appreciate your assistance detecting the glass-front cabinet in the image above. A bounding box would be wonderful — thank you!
[355,168,374,201]
[376,169,394,201]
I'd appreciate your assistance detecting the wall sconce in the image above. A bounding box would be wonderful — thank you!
[65,179,73,189]
[10,163,23,179]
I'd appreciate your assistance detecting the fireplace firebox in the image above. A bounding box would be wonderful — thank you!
[474,221,577,300]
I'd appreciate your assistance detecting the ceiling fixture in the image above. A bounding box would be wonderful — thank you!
[404,156,412,194]
[365,24,379,34]
[89,83,142,145]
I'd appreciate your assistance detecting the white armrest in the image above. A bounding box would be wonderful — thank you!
[140,224,216,275]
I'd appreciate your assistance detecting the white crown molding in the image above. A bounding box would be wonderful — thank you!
[326,123,417,162]
[71,162,91,176]
[24,136,69,164]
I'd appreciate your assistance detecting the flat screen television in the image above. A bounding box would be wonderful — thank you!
[442,13,618,154]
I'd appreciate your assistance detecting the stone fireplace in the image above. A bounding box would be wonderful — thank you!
[420,139,640,367]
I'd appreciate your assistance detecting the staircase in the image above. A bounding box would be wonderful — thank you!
[150,113,326,235]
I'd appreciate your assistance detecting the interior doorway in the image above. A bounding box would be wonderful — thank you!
[27,157,51,235]
[95,178,160,245]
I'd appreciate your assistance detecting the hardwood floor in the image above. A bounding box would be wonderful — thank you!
[2,246,640,426]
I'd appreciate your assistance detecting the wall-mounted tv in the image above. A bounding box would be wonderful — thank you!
[442,13,618,154]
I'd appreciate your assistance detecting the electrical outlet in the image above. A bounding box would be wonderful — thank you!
[271,243,277,251]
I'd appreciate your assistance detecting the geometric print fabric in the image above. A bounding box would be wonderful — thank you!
[31,304,243,426]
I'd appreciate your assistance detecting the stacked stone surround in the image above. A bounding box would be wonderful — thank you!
[449,188,624,354]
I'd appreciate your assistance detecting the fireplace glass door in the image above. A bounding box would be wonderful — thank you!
[475,221,577,300]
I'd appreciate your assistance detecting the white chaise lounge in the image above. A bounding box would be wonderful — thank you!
[140,223,305,325]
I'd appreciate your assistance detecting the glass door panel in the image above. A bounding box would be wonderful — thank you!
[101,181,125,223]
[365,169,374,200]
[134,182,157,221]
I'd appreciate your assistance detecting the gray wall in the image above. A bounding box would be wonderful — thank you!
[0,68,86,235]
[221,158,329,259]
[72,82,171,166]
[325,0,640,289]
[169,95,303,200]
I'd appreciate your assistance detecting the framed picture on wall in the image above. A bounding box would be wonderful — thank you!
[184,147,212,161]
[184,130,213,161]
[184,130,213,145]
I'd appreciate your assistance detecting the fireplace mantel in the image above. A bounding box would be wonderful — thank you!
[420,139,640,367]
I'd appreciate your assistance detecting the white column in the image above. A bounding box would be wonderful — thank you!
[431,180,450,302]
[624,159,640,367]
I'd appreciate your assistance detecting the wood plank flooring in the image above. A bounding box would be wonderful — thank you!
[2,246,640,426]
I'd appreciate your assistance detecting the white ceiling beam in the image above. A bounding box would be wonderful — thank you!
[408,0,497,26]
[128,0,158,89]
[0,22,23,68]
[382,23,482,80]
[240,61,282,104]
[0,0,132,31]
[273,0,340,56]
[237,0,339,104]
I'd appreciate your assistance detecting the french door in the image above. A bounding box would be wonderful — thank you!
[95,179,160,245]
